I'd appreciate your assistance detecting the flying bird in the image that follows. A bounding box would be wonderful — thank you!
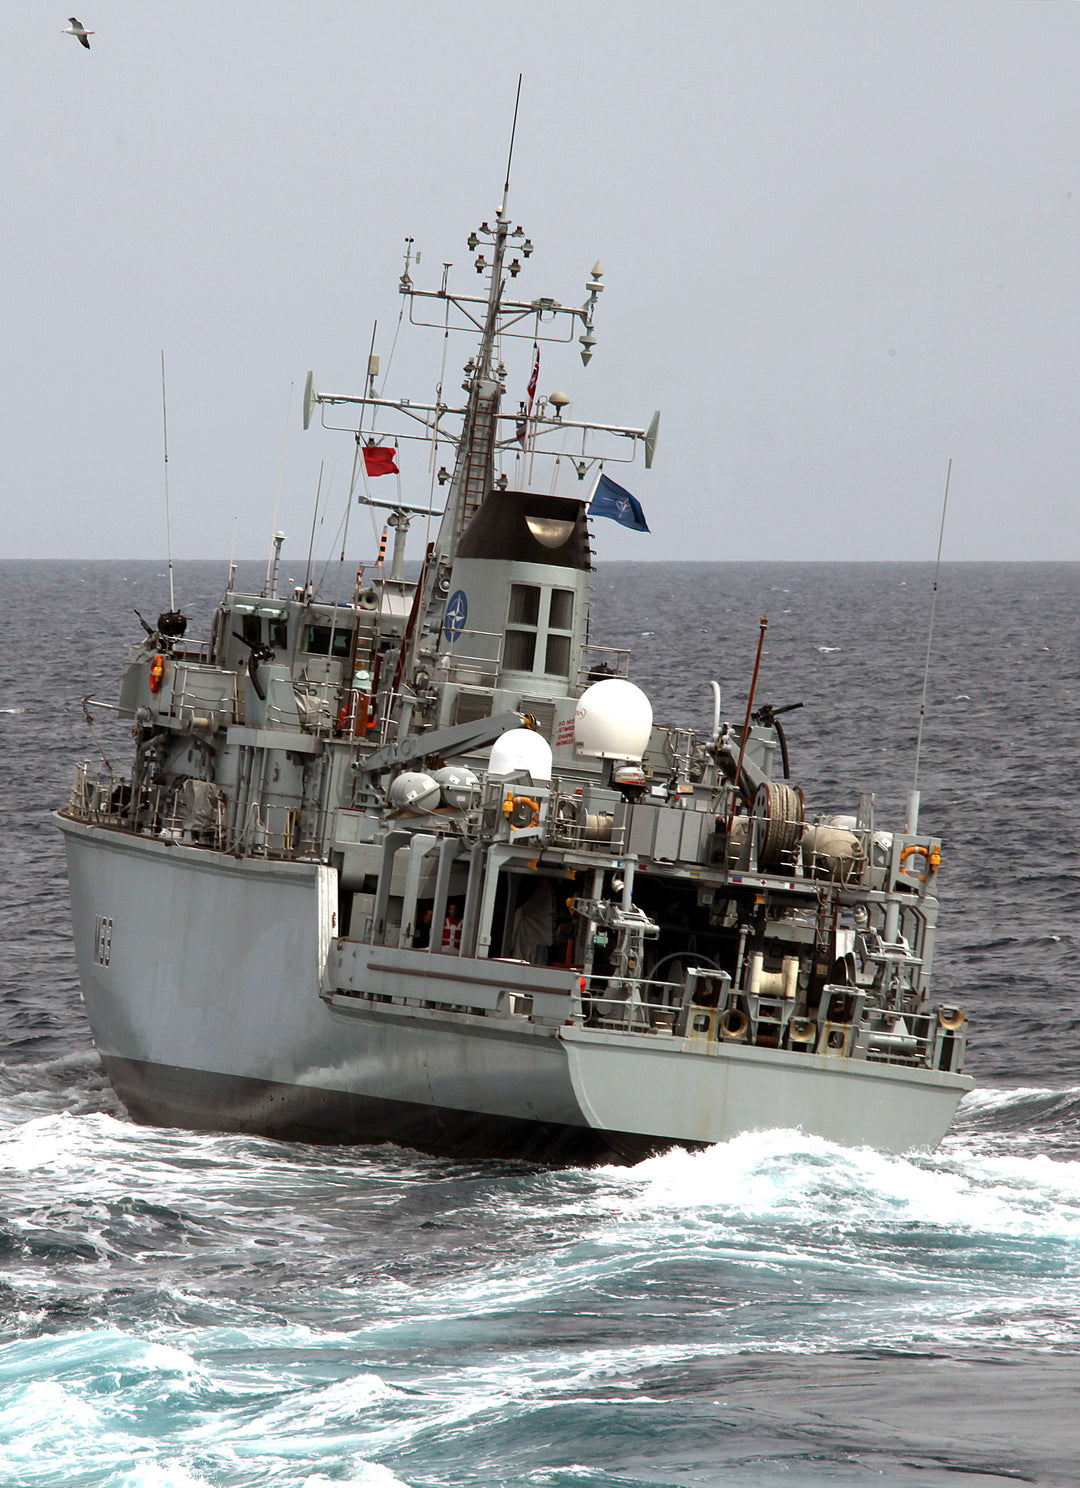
[62,17,94,48]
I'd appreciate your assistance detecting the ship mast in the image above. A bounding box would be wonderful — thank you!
[412,90,525,650]
[302,148,657,699]
[430,205,511,563]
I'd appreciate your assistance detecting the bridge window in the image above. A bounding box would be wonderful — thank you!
[302,624,353,657]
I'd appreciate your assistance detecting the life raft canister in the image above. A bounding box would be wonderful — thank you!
[148,654,166,694]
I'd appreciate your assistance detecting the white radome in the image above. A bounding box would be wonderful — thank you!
[488,728,553,782]
[574,678,653,760]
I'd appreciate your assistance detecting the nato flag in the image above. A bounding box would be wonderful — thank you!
[588,473,650,532]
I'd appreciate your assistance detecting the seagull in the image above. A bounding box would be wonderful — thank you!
[62,17,94,48]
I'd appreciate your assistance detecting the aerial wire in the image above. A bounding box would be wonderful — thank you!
[304,462,325,596]
[907,457,952,835]
[160,351,175,611]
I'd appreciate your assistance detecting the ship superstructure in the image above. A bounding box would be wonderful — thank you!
[56,189,971,1163]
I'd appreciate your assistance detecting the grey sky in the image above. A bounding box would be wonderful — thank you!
[5,2,1080,565]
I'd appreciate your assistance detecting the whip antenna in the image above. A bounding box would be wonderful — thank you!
[160,351,175,611]
[907,458,952,834]
[305,461,325,596]
[504,75,523,203]
[264,382,294,595]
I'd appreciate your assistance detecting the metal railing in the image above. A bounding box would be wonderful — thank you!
[571,959,963,1072]
[65,762,328,863]
[578,973,685,1033]
[577,644,632,686]
[163,661,238,732]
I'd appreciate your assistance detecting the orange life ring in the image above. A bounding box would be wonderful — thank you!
[899,843,940,882]
[502,793,540,829]
[148,654,165,694]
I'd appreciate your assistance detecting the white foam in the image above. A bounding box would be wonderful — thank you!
[574,1125,1080,1250]
[0,1377,101,1436]
[958,1083,1079,1113]
[304,1467,412,1488]
[111,1466,213,1488]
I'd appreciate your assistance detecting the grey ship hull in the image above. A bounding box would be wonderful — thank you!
[59,816,971,1165]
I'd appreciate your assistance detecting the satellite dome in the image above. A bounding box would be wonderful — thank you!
[488,728,553,783]
[574,678,653,760]
[387,771,442,813]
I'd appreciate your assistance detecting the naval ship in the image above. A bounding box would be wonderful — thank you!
[56,187,972,1165]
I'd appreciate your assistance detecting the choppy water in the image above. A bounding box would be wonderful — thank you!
[3,559,1080,1487]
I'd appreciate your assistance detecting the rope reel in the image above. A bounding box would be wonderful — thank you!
[753,781,805,869]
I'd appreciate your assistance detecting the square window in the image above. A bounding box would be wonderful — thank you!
[508,584,541,626]
[548,589,574,630]
[545,633,571,675]
[504,630,537,670]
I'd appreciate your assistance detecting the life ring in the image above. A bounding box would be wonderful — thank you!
[718,1007,749,1040]
[502,793,540,829]
[148,654,165,694]
[899,843,940,882]
[938,1006,966,1030]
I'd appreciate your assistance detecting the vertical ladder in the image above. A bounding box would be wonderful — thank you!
[814,889,838,990]
[456,385,500,537]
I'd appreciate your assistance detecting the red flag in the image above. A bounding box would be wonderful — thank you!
[516,345,540,447]
[362,444,399,477]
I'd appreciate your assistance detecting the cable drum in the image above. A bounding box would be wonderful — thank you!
[753,782,805,869]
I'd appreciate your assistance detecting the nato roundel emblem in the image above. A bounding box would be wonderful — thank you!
[443,589,468,643]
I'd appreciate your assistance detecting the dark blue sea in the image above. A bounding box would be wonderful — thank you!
[3,558,1080,1488]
